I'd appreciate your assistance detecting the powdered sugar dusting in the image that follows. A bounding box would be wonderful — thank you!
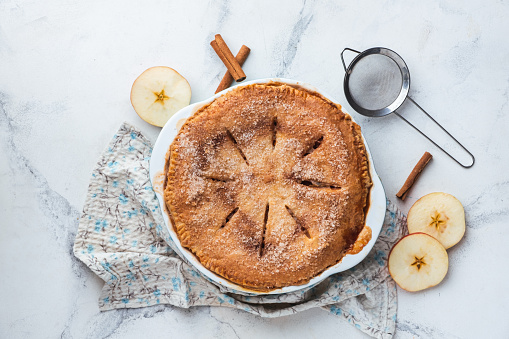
[166,84,370,288]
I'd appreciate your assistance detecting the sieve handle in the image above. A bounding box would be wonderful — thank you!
[341,48,361,73]
[394,97,475,168]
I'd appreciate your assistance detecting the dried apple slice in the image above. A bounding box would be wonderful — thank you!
[407,192,465,249]
[388,233,448,292]
[130,66,191,127]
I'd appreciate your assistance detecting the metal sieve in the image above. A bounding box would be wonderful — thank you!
[341,47,475,168]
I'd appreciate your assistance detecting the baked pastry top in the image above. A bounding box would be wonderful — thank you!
[164,83,372,290]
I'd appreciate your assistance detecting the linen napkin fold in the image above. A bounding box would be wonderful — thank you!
[74,122,406,339]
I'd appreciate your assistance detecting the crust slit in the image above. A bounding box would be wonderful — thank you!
[272,116,278,149]
[285,205,311,239]
[303,136,324,157]
[299,180,341,190]
[259,203,269,256]
[226,129,249,165]
[202,175,233,183]
[219,207,239,229]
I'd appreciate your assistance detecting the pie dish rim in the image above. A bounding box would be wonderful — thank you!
[150,78,387,295]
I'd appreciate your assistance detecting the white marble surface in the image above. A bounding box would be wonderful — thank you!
[1,0,508,338]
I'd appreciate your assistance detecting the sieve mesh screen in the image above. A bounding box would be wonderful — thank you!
[348,54,403,110]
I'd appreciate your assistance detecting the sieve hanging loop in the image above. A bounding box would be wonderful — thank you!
[341,46,475,168]
[341,48,361,73]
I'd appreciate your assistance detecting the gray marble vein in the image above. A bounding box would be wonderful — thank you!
[208,308,241,339]
[0,94,83,278]
[275,0,314,77]
[396,320,461,339]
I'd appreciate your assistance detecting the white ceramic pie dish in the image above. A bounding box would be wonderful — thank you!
[150,78,386,295]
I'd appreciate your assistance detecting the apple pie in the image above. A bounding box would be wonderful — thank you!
[164,83,372,290]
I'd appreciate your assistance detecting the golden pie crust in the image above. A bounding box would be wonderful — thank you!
[164,83,372,290]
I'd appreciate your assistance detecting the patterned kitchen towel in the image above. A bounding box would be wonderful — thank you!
[74,122,406,339]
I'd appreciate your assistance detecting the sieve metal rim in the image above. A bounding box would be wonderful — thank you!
[343,47,410,117]
[341,46,475,168]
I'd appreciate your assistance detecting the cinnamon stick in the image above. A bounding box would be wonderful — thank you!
[215,45,251,93]
[210,34,246,82]
[396,152,433,200]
